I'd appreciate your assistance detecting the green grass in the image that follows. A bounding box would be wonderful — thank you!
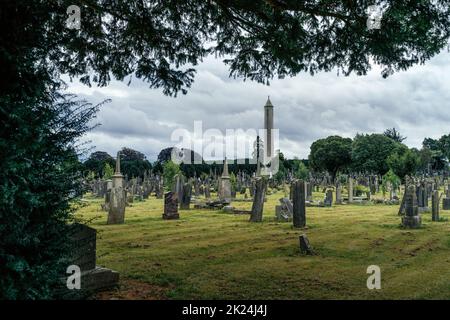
[76,191,450,300]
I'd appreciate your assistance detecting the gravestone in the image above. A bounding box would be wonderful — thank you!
[306,182,313,202]
[275,198,293,222]
[204,182,211,199]
[348,177,353,203]
[402,185,422,228]
[180,183,192,210]
[292,179,306,228]
[249,178,266,222]
[324,189,333,207]
[335,184,342,204]
[299,234,313,255]
[432,190,440,222]
[219,158,232,202]
[62,224,119,298]
[107,152,126,224]
[443,184,450,210]
[163,191,179,220]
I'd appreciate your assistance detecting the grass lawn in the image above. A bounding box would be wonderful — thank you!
[75,190,450,300]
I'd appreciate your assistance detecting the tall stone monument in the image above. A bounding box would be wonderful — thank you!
[264,96,274,160]
[107,151,126,224]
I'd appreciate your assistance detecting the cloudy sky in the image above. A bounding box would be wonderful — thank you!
[67,49,450,162]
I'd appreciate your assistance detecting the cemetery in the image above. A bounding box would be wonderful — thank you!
[4,1,450,306]
[71,99,450,300]
[76,173,450,299]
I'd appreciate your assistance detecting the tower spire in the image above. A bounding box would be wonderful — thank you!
[115,151,121,174]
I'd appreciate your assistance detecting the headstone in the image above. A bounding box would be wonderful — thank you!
[335,184,342,204]
[299,234,313,255]
[401,185,422,228]
[107,152,126,224]
[163,191,179,220]
[180,182,192,210]
[275,198,293,222]
[432,190,440,222]
[292,179,306,228]
[249,178,266,222]
[348,177,353,203]
[443,184,450,210]
[219,158,232,202]
[324,189,333,207]
[61,224,119,298]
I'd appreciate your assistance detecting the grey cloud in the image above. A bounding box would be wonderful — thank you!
[68,50,450,161]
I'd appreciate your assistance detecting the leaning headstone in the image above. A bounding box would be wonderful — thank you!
[299,234,313,255]
[275,198,293,222]
[249,178,267,222]
[163,191,179,220]
[61,224,119,299]
[401,185,421,228]
[432,190,440,222]
[292,179,306,228]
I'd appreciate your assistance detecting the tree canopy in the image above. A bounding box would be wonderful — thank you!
[309,135,352,180]
[351,133,407,175]
[4,1,450,97]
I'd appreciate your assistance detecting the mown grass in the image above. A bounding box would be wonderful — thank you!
[76,190,450,300]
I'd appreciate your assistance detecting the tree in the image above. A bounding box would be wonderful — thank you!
[83,151,115,177]
[5,1,449,97]
[351,134,406,175]
[0,88,99,299]
[438,134,450,161]
[119,147,152,178]
[383,128,406,143]
[102,163,114,179]
[294,162,309,180]
[421,137,447,171]
[309,136,352,181]
[381,169,401,197]
[163,161,181,191]
[387,149,419,180]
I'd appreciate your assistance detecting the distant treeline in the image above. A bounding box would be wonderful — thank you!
[82,129,450,181]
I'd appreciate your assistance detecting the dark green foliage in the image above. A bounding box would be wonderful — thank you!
[383,128,406,143]
[83,151,115,177]
[351,133,406,175]
[83,148,152,179]
[421,137,448,170]
[387,149,420,179]
[119,147,152,178]
[0,87,99,299]
[309,135,352,180]
[4,0,449,98]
